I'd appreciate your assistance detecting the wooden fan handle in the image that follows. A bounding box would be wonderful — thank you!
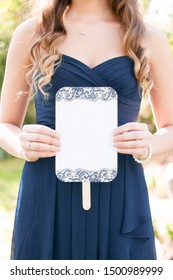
[82,181,91,210]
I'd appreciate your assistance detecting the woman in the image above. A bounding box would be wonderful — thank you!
[1,0,173,260]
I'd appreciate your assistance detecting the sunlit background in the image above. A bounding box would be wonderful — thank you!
[0,0,173,260]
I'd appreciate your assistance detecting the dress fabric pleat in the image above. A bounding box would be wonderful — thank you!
[11,55,156,260]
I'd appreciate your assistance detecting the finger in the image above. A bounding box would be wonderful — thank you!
[113,131,148,142]
[22,141,60,152]
[23,124,60,138]
[20,133,61,147]
[113,139,148,149]
[24,151,58,161]
[116,147,147,156]
[112,123,148,136]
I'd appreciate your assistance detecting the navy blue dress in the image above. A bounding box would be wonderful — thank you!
[11,55,156,260]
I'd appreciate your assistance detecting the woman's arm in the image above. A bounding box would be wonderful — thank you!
[0,19,60,161]
[147,26,173,158]
[113,25,173,160]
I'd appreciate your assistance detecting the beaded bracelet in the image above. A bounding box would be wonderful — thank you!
[133,143,152,164]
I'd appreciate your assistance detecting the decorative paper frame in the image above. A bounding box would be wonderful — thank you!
[55,87,118,182]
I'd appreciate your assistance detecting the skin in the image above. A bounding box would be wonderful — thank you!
[0,0,173,162]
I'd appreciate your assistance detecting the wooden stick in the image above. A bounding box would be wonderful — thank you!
[82,181,91,210]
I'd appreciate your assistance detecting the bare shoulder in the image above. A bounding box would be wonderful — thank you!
[142,24,171,63]
[8,18,41,63]
[11,18,40,50]
[14,17,40,36]
[143,24,168,46]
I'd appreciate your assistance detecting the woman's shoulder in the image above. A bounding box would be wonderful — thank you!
[8,18,42,62]
[12,18,41,46]
[142,23,170,62]
[144,23,168,43]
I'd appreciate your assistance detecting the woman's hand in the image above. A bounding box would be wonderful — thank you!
[112,122,152,159]
[19,124,61,162]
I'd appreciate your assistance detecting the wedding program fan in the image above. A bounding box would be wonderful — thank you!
[55,87,118,210]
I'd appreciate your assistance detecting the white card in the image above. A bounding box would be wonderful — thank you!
[55,87,118,182]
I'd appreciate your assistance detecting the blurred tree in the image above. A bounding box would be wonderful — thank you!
[142,0,151,10]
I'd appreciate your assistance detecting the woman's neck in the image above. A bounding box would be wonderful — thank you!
[69,0,113,22]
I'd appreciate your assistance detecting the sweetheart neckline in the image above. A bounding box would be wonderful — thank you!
[62,54,131,70]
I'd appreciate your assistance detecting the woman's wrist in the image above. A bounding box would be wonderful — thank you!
[133,143,153,164]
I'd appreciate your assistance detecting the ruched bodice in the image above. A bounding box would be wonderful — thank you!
[11,55,156,260]
[35,55,141,128]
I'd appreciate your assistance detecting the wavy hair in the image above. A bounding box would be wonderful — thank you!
[27,0,153,97]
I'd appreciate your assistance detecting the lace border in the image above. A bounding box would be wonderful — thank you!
[56,87,117,101]
[56,168,117,182]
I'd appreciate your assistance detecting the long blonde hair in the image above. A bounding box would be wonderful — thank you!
[27,0,153,97]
